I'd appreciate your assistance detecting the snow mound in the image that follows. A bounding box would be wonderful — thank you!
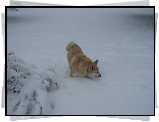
[7,51,59,115]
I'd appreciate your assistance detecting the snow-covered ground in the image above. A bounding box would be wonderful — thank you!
[7,8,154,115]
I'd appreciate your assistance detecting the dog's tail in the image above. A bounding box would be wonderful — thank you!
[66,41,77,51]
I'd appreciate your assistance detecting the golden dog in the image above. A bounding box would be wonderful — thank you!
[66,41,101,78]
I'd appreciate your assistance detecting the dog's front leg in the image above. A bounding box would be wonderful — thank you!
[84,75,91,79]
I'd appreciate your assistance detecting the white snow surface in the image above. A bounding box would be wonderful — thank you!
[7,8,154,115]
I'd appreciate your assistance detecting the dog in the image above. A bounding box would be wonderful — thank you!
[66,41,101,78]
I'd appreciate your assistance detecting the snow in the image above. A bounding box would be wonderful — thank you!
[7,8,154,115]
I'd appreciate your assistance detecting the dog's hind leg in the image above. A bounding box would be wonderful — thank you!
[69,57,77,69]
[70,70,73,77]
[70,69,76,77]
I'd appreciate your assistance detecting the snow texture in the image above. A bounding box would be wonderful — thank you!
[7,8,154,115]
[7,51,58,115]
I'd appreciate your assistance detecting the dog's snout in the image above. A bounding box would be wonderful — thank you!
[98,73,101,77]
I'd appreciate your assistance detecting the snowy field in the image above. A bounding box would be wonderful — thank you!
[7,8,154,115]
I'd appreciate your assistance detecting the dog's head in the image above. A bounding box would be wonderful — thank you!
[87,60,101,78]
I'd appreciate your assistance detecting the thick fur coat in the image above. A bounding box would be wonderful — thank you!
[66,41,101,78]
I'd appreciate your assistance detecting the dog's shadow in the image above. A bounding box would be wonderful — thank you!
[71,75,101,82]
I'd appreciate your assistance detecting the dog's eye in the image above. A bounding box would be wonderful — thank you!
[91,66,94,70]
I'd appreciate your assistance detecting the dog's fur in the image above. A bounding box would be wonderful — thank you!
[66,41,101,78]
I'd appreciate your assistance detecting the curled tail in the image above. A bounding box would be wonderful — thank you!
[66,41,77,51]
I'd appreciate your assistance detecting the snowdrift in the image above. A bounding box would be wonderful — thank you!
[7,51,59,115]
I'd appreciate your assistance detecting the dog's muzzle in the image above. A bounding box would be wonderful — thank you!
[95,73,101,77]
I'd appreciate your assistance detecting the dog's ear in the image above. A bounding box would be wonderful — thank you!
[94,60,98,64]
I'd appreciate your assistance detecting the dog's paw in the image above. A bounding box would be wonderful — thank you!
[85,75,91,79]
